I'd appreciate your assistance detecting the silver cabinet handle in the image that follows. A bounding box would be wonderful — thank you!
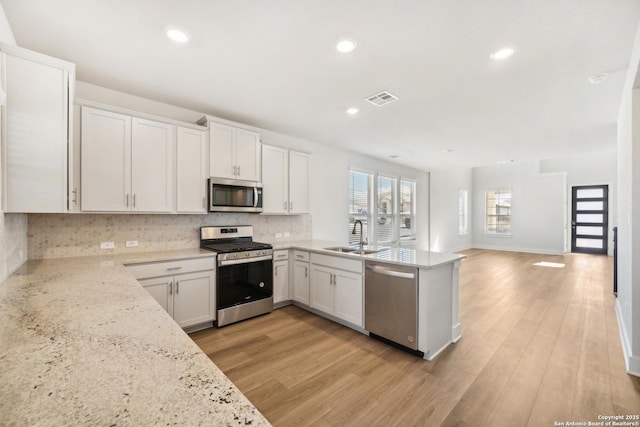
[275,266,278,277]
[290,201,293,211]
[126,194,129,207]
[169,281,173,295]
[166,266,182,271]
[304,267,308,278]
[72,188,78,204]
[176,281,179,294]
[283,201,287,210]
[237,166,240,176]
[133,194,136,208]
[296,254,304,259]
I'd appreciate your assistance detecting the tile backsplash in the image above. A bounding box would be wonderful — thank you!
[28,213,311,260]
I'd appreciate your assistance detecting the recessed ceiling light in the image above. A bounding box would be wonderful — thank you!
[443,149,455,154]
[389,155,400,159]
[336,38,357,53]
[346,107,359,115]
[497,159,515,164]
[490,47,515,60]
[588,73,609,85]
[166,28,190,44]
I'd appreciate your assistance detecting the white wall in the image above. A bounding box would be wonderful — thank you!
[472,161,566,255]
[0,3,28,282]
[539,149,617,256]
[430,167,472,253]
[616,17,640,375]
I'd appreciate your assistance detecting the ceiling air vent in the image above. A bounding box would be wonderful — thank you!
[366,91,399,106]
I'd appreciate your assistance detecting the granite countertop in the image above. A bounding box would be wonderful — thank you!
[271,240,464,269]
[0,251,270,426]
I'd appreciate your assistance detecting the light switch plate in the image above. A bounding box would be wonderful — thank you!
[126,240,139,248]
[100,241,115,249]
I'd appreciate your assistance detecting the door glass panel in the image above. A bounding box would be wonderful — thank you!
[576,214,603,223]
[576,226,603,236]
[576,238,603,249]
[576,188,604,198]
[576,201,603,211]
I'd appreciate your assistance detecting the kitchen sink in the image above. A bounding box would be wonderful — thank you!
[324,246,383,255]
[324,246,357,253]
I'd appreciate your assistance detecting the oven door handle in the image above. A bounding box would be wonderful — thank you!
[218,255,273,267]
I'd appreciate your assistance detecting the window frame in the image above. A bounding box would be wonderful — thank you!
[458,188,469,236]
[348,169,417,246]
[484,188,512,236]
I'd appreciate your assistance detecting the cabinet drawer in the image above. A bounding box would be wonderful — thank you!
[310,253,362,274]
[273,250,289,261]
[126,256,216,279]
[293,250,309,262]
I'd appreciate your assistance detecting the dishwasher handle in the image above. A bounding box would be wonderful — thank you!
[366,264,416,279]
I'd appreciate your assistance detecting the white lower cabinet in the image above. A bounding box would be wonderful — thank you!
[292,259,310,304]
[273,250,290,304]
[127,257,216,329]
[309,254,363,327]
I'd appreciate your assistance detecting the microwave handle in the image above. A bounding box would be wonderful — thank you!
[253,187,259,208]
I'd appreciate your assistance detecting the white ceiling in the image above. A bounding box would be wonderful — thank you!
[3,0,640,170]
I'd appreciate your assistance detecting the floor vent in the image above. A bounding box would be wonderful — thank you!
[365,91,399,106]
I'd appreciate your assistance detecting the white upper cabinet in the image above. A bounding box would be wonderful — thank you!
[262,145,288,213]
[1,43,75,213]
[81,107,175,212]
[81,107,131,211]
[208,122,261,181]
[289,150,309,214]
[176,127,207,213]
[131,118,174,212]
[261,145,309,215]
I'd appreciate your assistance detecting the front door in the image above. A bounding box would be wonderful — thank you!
[571,185,608,255]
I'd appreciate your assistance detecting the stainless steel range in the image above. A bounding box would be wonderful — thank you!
[200,226,273,327]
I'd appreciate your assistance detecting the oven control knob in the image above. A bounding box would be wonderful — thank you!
[259,282,265,288]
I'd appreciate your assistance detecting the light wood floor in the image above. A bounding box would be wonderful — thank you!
[190,249,640,426]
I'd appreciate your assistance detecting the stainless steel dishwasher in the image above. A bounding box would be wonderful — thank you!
[365,260,422,355]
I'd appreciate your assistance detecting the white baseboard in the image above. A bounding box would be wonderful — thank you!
[615,299,640,377]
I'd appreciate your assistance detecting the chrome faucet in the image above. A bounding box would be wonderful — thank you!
[352,220,365,249]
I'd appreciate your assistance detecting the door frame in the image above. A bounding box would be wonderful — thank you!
[570,184,609,255]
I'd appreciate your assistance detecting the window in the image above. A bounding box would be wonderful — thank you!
[458,189,468,235]
[348,170,417,245]
[349,170,373,245]
[400,179,416,239]
[485,189,512,234]
[377,175,397,244]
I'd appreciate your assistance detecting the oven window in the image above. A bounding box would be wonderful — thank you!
[212,185,255,208]
[217,260,273,309]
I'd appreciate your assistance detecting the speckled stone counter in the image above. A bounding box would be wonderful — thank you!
[0,250,271,426]
[271,239,464,269]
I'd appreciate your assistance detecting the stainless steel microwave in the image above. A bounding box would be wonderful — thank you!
[208,177,263,213]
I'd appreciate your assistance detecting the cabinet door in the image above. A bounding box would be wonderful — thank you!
[209,123,235,179]
[261,145,288,214]
[81,107,131,211]
[131,118,174,212]
[334,270,363,327]
[273,259,289,304]
[289,151,309,214]
[176,127,207,213]
[293,261,310,305]
[2,49,72,212]
[236,129,261,181]
[310,264,334,314]
[140,276,174,317]
[173,270,216,328]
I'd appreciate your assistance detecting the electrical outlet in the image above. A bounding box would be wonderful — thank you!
[275,232,283,238]
[284,232,291,238]
[100,241,115,250]
[126,240,139,248]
